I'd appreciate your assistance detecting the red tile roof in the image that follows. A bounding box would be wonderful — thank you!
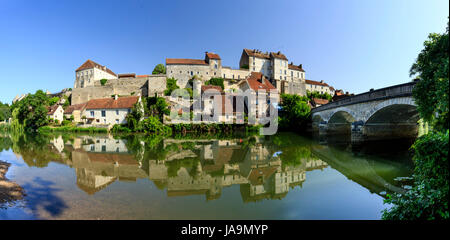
[248,166,278,185]
[76,59,117,77]
[243,49,270,59]
[288,64,305,72]
[243,72,276,91]
[136,75,150,78]
[312,98,329,105]
[47,105,61,115]
[201,85,223,93]
[64,103,87,114]
[206,52,221,60]
[166,58,208,65]
[305,79,330,87]
[85,96,140,110]
[270,51,288,60]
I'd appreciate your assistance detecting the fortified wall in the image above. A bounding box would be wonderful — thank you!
[71,75,166,105]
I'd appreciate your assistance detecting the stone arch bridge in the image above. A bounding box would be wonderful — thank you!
[311,82,421,143]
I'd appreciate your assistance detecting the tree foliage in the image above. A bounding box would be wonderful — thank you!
[205,77,224,90]
[307,90,332,101]
[11,90,49,131]
[279,94,311,131]
[164,77,180,96]
[146,96,170,122]
[152,64,166,75]
[0,101,11,122]
[410,21,449,131]
[382,131,449,220]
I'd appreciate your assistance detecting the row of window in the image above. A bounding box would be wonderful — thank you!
[89,109,130,117]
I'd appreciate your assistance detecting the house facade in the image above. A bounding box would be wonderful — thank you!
[64,103,87,123]
[166,49,307,96]
[82,95,142,126]
[47,105,64,123]
[305,79,334,95]
[74,60,118,89]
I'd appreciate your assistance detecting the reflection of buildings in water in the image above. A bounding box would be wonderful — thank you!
[65,135,147,194]
[50,136,65,153]
[62,135,328,200]
[80,136,128,153]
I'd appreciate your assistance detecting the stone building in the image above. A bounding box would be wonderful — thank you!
[74,60,117,89]
[71,60,166,105]
[239,49,306,95]
[305,79,334,95]
[166,49,307,96]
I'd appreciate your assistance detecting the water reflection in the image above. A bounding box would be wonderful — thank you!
[0,132,413,203]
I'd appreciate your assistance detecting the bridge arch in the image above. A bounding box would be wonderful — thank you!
[326,110,357,136]
[364,101,419,141]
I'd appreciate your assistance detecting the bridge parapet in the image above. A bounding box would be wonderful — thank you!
[312,81,416,113]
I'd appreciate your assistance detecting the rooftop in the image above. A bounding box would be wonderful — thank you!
[85,96,140,110]
[76,59,117,76]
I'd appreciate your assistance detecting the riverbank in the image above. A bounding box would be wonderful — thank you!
[0,160,25,208]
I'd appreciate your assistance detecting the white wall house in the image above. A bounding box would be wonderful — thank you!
[47,105,64,123]
[305,79,334,95]
[83,96,142,126]
[75,60,117,89]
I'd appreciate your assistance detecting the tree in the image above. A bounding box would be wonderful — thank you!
[13,90,49,130]
[164,77,180,96]
[205,77,224,90]
[152,64,166,75]
[410,21,449,131]
[307,90,332,101]
[147,96,170,122]
[48,97,60,106]
[100,79,108,86]
[0,101,11,122]
[279,94,311,131]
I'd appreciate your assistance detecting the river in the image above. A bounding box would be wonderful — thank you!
[0,131,414,219]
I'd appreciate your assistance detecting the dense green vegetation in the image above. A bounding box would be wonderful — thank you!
[0,101,11,122]
[38,126,108,133]
[306,90,332,101]
[278,94,311,131]
[10,90,50,131]
[164,77,180,96]
[204,77,225,90]
[100,79,108,86]
[382,21,449,220]
[152,64,166,75]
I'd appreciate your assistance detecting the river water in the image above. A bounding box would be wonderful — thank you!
[0,132,414,219]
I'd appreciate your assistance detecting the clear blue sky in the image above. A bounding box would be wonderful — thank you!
[0,0,448,104]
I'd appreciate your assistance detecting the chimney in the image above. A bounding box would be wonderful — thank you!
[277,51,281,54]
[290,62,293,65]
[299,64,303,69]
[320,80,324,83]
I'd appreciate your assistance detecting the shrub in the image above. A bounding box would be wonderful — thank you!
[382,131,449,220]
[141,116,172,135]
[100,79,108,86]
[111,124,132,133]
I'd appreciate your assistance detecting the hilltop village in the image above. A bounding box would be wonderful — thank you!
[11,48,351,128]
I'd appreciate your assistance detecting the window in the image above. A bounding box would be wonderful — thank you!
[101,110,106,117]
[223,74,226,78]
[280,70,282,74]
[90,111,94,117]
[190,71,193,76]
[291,71,293,77]
[102,145,106,152]
[284,70,286,75]
[253,67,255,71]
[214,64,218,69]
[90,145,95,151]
[116,110,119,115]
[214,72,216,75]
[116,119,119,124]
[206,72,208,75]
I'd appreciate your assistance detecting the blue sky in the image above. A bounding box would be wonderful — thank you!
[0,0,448,104]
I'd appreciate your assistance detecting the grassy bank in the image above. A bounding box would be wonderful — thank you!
[38,126,108,133]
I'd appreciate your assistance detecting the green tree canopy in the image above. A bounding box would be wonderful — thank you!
[152,64,166,75]
[411,21,449,131]
[0,101,11,122]
[279,94,311,131]
[205,77,225,90]
[12,90,50,130]
[164,77,180,96]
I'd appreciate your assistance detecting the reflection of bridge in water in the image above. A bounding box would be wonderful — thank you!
[310,144,408,197]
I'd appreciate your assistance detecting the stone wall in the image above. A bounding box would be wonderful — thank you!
[71,75,166,105]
